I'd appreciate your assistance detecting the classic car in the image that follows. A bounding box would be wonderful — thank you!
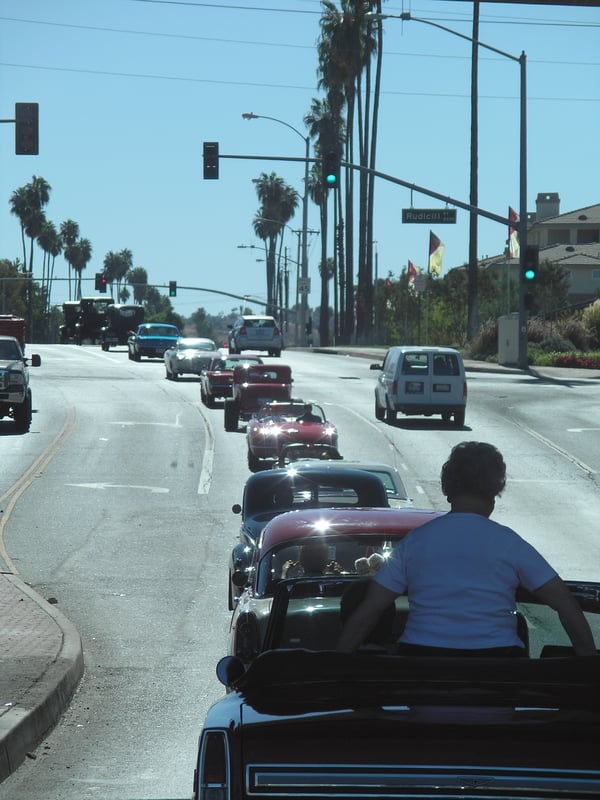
[127,323,180,361]
[311,459,413,507]
[229,506,442,659]
[200,354,263,407]
[194,582,600,800]
[228,464,390,609]
[246,400,339,471]
[99,303,145,350]
[164,337,219,379]
[224,363,293,432]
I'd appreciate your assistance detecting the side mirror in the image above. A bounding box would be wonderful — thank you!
[370,363,382,371]
[215,655,246,688]
[29,354,41,367]
[232,503,242,515]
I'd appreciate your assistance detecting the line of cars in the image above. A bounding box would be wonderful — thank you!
[191,346,600,800]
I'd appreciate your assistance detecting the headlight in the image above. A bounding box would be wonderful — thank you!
[8,371,24,386]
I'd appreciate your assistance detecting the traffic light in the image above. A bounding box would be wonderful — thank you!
[15,102,39,155]
[321,146,340,189]
[95,272,107,293]
[522,244,539,283]
[203,141,219,180]
[169,281,177,297]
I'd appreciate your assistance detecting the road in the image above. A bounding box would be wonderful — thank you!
[1,345,599,800]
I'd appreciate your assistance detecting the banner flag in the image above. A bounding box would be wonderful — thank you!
[509,206,520,259]
[428,231,444,276]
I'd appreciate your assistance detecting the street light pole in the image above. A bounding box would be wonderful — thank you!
[242,112,310,346]
[370,11,528,368]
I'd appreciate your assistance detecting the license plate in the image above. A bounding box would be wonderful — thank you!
[433,383,451,392]
[406,381,424,394]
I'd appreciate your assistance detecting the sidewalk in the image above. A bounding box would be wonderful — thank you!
[0,573,83,783]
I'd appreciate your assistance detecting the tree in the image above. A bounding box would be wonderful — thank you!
[69,238,93,299]
[60,219,80,300]
[127,267,148,304]
[251,172,299,316]
[37,219,61,315]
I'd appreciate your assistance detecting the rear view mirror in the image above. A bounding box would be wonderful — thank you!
[370,362,382,371]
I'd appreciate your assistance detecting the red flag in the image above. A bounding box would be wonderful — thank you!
[428,231,444,276]
[508,206,520,259]
[407,260,417,285]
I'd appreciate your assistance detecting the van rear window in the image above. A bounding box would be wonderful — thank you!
[402,353,429,374]
[433,355,460,376]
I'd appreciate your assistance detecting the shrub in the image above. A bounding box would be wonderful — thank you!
[557,315,590,351]
[538,335,576,353]
[581,299,600,349]
[466,318,497,360]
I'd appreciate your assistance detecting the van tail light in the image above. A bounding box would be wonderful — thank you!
[392,380,398,394]
[196,730,229,800]
[273,326,280,336]
[463,381,468,398]
[239,326,247,335]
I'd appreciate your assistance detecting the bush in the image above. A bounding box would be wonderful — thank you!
[537,335,576,353]
[557,315,590,351]
[466,318,497,360]
[581,299,600,349]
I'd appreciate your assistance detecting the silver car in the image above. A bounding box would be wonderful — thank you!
[228,315,283,357]
[164,337,219,379]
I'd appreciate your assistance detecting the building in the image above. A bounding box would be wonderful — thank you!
[481,193,600,305]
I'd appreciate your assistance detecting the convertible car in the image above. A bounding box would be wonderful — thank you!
[246,400,339,471]
[228,464,390,609]
[229,506,442,663]
[194,575,600,800]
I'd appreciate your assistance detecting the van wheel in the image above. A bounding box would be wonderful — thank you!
[247,448,260,472]
[375,397,385,421]
[441,411,451,423]
[454,408,466,427]
[386,405,397,424]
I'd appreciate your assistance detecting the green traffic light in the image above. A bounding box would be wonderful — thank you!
[326,174,337,186]
[524,268,536,281]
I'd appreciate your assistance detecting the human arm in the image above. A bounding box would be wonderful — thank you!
[532,575,597,656]
[337,580,399,652]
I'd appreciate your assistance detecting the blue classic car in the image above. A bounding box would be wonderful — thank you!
[127,323,180,361]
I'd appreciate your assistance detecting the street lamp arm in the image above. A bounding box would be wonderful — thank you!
[242,112,307,146]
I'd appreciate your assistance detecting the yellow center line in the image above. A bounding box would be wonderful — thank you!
[0,406,78,574]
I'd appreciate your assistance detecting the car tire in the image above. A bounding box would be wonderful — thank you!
[441,411,451,423]
[375,395,385,421]
[454,408,466,427]
[205,394,215,409]
[200,384,207,404]
[386,404,397,424]
[101,342,109,352]
[224,399,239,432]
[165,367,172,380]
[134,351,141,362]
[228,575,234,611]
[13,391,32,433]
[172,371,179,380]
[247,447,261,472]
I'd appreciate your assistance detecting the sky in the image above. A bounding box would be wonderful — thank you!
[0,0,598,321]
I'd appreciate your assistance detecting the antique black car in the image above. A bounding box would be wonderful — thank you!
[194,575,600,800]
[100,304,145,350]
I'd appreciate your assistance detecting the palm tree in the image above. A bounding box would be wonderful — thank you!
[318,2,381,342]
[251,173,299,315]
[9,186,30,271]
[70,238,93,299]
[103,250,120,296]
[37,220,61,313]
[116,249,133,296]
[60,219,80,299]
[127,267,148,304]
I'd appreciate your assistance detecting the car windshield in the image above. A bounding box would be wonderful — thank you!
[258,403,322,422]
[244,317,275,328]
[141,326,177,336]
[0,340,21,360]
[177,339,216,351]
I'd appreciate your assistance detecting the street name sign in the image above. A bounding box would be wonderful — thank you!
[402,208,457,224]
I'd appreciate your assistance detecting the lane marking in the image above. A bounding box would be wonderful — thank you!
[66,483,169,493]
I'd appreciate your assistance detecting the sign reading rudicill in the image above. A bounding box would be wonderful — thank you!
[402,208,457,224]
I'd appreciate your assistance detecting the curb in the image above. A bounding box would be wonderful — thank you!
[0,575,84,783]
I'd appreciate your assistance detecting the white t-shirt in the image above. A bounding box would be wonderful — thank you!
[374,512,557,649]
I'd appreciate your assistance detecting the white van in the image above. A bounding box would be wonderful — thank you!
[371,346,467,426]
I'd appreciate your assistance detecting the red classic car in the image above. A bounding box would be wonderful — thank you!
[224,363,293,432]
[246,400,339,471]
[200,354,263,407]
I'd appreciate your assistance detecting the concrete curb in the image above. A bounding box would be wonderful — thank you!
[0,575,84,782]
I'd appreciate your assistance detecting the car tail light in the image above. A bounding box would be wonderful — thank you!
[463,381,468,397]
[197,731,229,800]
[239,326,247,335]
[392,379,398,394]
[273,326,280,336]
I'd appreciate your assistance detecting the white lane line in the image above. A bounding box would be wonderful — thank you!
[197,406,215,495]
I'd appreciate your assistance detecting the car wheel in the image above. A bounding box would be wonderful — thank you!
[128,349,133,360]
[454,408,466,427]
[200,384,207,404]
[224,399,239,432]
[247,447,261,472]
[172,371,179,380]
[134,351,141,362]
[13,392,32,433]
[101,342,109,352]
[165,367,172,380]
[386,405,397,424]
[375,395,385,421]
[205,394,215,409]
[228,575,234,611]
[441,411,451,423]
